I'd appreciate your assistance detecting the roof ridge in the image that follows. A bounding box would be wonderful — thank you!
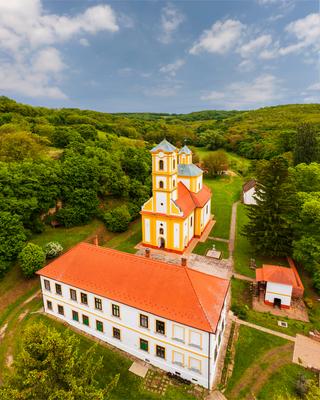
[184,266,214,332]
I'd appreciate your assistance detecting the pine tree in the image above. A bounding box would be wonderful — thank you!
[243,157,295,256]
[293,123,319,165]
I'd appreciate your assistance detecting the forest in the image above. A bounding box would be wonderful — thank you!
[0,96,319,291]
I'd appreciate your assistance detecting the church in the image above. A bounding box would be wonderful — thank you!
[141,139,212,253]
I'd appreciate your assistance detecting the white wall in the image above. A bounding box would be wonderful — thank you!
[243,187,257,205]
[179,178,190,190]
[173,223,180,249]
[265,282,292,307]
[39,276,227,388]
[155,192,167,213]
[144,218,150,242]
[202,200,211,229]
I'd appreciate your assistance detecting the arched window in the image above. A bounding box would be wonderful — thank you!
[159,228,164,235]
[159,180,164,189]
[159,160,164,170]
[173,179,176,187]
[190,217,193,227]
[173,159,176,169]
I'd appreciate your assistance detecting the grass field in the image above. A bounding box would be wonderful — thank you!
[4,309,201,400]
[205,175,243,239]
[193,239,229,259]
[257,363,316,400]
[104,219,142,253]
[225,325,291,399]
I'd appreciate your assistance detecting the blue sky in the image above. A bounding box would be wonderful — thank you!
[0,0,319,112]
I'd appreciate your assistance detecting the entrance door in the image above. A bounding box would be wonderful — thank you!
[274,298,281,309]
[159,237,165,249]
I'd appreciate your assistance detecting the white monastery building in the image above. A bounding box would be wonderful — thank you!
[242,179,257,205]
[37,243,230,389]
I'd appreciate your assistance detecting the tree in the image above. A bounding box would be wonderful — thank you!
[103,205,131,232]
[18,243,46,277]
[0,323,119,400]
[45,242,63,258]
[290,162,320,192]
[306,380,320,400]
[203,150,229,177]
[293,123,319,165]
[243,157,295,256]
[0,131,46,161]
[0,212,26,262]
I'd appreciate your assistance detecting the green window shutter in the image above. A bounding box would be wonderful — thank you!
[96,320,103,332]
[72,311,79,321]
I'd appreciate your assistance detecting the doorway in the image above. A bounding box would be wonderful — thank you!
[274,298,281,309]
[159,237,165,249]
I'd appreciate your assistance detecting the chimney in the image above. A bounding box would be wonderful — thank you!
[181,257,187,267]
[145,248,151,258]
[93,235,99,246]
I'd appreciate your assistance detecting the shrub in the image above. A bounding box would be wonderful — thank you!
[231,304,248,320]
[0,258,11,279]
[45,242,63,259]
[304,297,314,309]
[18,243,46,278]
[103,205,131,233]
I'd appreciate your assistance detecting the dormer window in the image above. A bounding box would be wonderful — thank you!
[159,180,164,189]
[159,160,164,170]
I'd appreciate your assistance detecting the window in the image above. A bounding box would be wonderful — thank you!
[190,217,193,227]
[112,304,120,318]
[156,320,165,335]
[173,159,176,169]
[55,283,62,295]
[140,338,149,352]
[159,180,164,189]
[95,297,102,310]
[173,179,176,187]
[82,315,89,326]
[206,204,209,214]
[173,351,184,366]
[159,160,164,170]
[159,227,164,235]
[96,320,104,332]
[72,310,79,322]
[189,357,201,373]
[214,346,218,361]
[140,314,149,328]
[58,305,64,315]
[81,292,88,305]
[218,332,222,345]
[113,327,121,340]
[70,289,77,301]
[47,300,52,310]
[221,319,225,332]
[156,345,165,359]
[44,279,51,291]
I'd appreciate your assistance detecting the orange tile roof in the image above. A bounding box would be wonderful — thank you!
[256,264,298,287]
[175,182,211,217]
[37,243,229,332]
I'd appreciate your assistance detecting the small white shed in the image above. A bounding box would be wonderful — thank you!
[242,179,257,205]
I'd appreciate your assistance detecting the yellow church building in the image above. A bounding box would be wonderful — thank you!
[141,139,212,253]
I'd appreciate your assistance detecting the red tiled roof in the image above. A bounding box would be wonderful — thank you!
[256,264,298,287]
[37,243,229,332]
[175,182,211,217]
[242,179,256,193]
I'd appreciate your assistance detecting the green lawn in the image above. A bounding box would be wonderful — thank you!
[205,175,243,239]
[104,219,142,253]
[31,219,104,250]
[257,363,316,400]
[234,204,289,278]
[193,239,229,259]
[10,311,200,400]
[225,325,289,398]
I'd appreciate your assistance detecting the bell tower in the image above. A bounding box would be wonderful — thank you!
[178,145,192,164]
[150,139,178,215]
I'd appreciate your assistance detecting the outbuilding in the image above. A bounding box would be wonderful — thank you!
[242,179,257,205]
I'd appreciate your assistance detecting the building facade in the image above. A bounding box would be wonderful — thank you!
[141,140,212,253]
[37,243,230,388]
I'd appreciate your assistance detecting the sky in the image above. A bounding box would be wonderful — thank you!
[0,0,319,113]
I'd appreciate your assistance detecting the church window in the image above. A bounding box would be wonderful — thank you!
[190,217,193,227]
[173,159,176,169]
[159,160,164,170]
[173,179,176,187]
[159,228,164,235]
[159,180,164,189]
[206,204,209,214]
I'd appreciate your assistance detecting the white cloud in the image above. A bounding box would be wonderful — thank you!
[79,38,89,47]
[159,4,184,44]
[159,59,185,77]
[201,74,282,108]
[0,0,118,99]
[307,82,320,91]
[238,59,255,72]
[238,34,272,58]
[190,19,245,55]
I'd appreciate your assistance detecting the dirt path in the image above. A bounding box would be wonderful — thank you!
[228,342,294,399]
[228,201,240,266]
